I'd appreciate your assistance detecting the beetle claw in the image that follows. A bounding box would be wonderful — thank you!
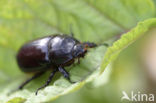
[68,79,76,84]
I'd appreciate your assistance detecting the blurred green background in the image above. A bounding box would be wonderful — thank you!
[0,0,156,103]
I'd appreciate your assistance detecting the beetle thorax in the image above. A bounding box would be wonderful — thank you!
[48,36,79,65]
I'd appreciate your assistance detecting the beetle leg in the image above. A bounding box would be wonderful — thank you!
[8,72,45,95]
[58,66,75,83]
[18,72,45,90]
[78,58,80,64]
[35,69,58,95]
[73,58,80,66]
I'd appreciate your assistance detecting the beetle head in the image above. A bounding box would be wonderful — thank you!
[72,42,97,58]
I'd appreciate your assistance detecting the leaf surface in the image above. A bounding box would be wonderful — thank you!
[0,0,155,102]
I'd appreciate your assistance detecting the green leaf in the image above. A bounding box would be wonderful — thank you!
[100,18,156,73]
[0,0,155,103]
[6,97,26,103]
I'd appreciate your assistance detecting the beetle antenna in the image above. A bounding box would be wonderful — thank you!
[83,42,109,48]
[98,43,109,47]
[69,24,74,37]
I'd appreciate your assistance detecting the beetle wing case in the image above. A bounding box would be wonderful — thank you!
[17,36,51,72]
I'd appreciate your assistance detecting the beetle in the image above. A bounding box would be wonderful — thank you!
[16,33,108,95]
